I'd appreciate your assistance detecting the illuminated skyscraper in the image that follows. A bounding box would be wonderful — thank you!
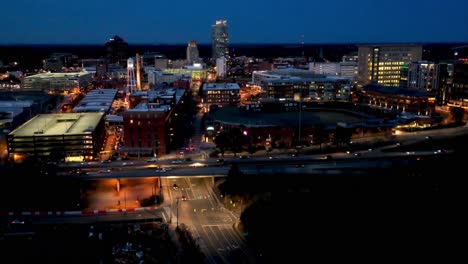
[357,45,422,87]
[187,40,200,64]
[212,20,229,59]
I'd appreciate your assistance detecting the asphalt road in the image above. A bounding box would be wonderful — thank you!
[163,177,259,264]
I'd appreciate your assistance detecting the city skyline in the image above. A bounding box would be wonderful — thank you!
[1,0,467,45]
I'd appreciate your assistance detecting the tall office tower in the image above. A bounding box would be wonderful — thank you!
[187,40,200,64]
[127,58,137,94]
[105,35,129,66]
[212,20,229,59]
[357,45,422,87]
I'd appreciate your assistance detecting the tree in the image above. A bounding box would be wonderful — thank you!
[228,128,244,156]
[334,125,352,146]
[312,123,329,150]
[450,106,465,124]
[215,131,228,157]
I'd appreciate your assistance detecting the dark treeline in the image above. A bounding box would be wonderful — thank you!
[219,148,463,263]
[1,42,464,71]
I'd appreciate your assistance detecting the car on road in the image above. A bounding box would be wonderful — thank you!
[173,184,179,190]
[10,219,25,225]
[99,168,111,173]
[181,195,187,201]
[155,168,166,173]
[171,159,183,164]
[295,164,305,168]
[189,162,207,167]
[146,157,157,162]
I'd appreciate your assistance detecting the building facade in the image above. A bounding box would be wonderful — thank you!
[357,45,422,87]
[259,76,351,102]
[105,35,129,66]
[6,112,106,162]
[360,84,435,115]
[186,40,201,65]
[212,20,229,59]
[23,72,93,93]
[407,61,456,105]
[216,57,227,78]
[202,83,240,108]
[122,88,189,157]
[448,59,468,108]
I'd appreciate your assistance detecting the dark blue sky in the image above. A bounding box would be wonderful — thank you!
[2,0,467,44]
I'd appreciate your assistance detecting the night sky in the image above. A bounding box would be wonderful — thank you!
[1,0,467,44]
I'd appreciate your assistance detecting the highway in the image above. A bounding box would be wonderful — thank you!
[56,120,468,180]
[58,149,449,180]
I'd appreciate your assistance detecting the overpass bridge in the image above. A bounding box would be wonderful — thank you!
[60,150,449,180]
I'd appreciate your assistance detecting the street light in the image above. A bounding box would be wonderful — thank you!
[176,197,180,228]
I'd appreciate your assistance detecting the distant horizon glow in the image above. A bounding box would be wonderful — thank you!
[1,0,467,45]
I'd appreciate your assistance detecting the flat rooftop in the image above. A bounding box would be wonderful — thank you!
[363,84,431,98]
[203,83,240,90]
[73,89,117,113]
[9,112,104,136]
[24,71,92,79]
[209,107,365,128]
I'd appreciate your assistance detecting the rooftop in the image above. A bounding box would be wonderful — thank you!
[24,71,91,79]
[263,75,350,83]
[9,112,104,136]
[73,89,117,113]
[203,83,240,90]
[362,84,432,98]
[209,106,365,128]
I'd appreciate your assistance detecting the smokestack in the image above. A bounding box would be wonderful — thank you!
[136,53,142,91]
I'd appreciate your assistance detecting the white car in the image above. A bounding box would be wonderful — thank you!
[146,157,157,162]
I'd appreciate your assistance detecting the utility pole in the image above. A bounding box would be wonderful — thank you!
[124,191,127,210]
[298,97,302,145]
[176,197,180,228]
[239,199,243,219]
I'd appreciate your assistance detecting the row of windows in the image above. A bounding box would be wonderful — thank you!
[377,67,404,70]
[377,71,402,75]
[368,61,405,66]
[206,90,238,94]
[372,75,402,79]
[10,145,93,152]
[11,135,93,142]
